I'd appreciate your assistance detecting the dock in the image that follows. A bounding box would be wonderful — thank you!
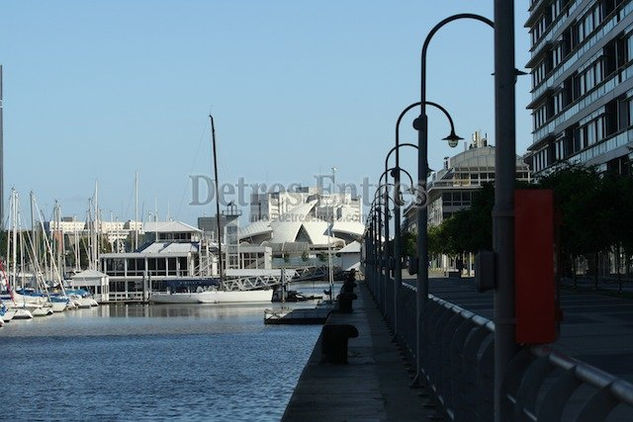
[282,281,436,421]
[264,305,333,325]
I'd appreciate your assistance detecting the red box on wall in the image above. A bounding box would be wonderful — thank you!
[515,189,558,344]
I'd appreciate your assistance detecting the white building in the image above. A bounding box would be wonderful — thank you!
[99,221,272,301]
[337,241,361,271]
[403,132,531,274]
[240,185,364,252]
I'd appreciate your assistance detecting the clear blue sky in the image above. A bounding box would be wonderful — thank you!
[1,1,532,225]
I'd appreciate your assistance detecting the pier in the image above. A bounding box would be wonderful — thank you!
[283,280,438,421]
[282,275,633,420]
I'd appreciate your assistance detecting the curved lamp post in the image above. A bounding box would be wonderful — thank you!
[414,10,518,420]
[413,13,494,390]
[371,186,401,316]
[388,101,461,338]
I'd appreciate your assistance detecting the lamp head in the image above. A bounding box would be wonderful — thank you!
[443,130,464,148]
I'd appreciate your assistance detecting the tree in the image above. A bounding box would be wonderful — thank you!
[538,165,603,286]
[402,231,417,257]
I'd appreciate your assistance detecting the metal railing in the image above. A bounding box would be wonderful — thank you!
[367,272,633,421]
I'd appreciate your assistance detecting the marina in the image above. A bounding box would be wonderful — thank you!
[1,297,323,421]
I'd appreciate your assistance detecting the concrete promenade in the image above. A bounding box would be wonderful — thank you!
[418,276,633,384]
[283,281,434,422]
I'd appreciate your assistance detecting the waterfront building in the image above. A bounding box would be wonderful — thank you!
[403,132,531,274]
[337,241,361,271]
[99,220,271,301]
[68,269,110,302]
[526,0,633,176]
[240,184,364,254]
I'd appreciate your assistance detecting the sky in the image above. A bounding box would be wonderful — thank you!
[1,1,533,226]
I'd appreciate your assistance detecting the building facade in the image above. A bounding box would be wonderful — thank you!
[403,132,531,273]
[526,0,633,176]
[240,184,364,252]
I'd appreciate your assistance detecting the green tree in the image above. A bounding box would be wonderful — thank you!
[538,165,603,285]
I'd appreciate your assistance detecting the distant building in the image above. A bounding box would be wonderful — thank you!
[337,241,361,271]
[526,0,633,176]
[240,184,364,254]
[100,220,272,301]
[46,217,144,249]
[197,202,242,242]
[403,132,531,273]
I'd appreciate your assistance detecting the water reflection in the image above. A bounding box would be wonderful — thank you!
[0,281,328,421]
[1,281,338,338]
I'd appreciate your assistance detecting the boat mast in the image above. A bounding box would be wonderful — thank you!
[30,191,37,276]
[94,181,99,270]
[0,65,4,230]
[134,171,139,250]
[210,114,223,282]
[54,200,62,279]
[11,189,17,291]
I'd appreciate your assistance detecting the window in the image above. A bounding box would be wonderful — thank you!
[553,88,565,114]
[552,41,565,68]
[604,33,628,76]
[534,104,549,128]
[532,16,548,44]
[577,4,603,44]
[577,57,604,96]
[533,60,548,86]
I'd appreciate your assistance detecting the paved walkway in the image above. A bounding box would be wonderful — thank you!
[406,275,633,384]
[283,281,435,422]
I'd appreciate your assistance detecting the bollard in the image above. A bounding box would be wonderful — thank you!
[321,324,359,364]
[336,292,357,313]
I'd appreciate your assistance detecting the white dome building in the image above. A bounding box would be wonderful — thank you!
[239,190,364,251]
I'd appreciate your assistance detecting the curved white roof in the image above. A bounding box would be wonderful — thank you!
[331,221,365,237]
[302,221,331,245]
[338,240,361,254]
[238,199,363,246]
[270,221,303,243]
[239,219,273,239]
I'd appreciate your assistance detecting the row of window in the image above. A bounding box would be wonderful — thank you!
[531,0,571,45]
[533,31,633,130]
[103,257,190,276]
[532,0,626,87]
[532,95,633,172]
[441,191,475,207]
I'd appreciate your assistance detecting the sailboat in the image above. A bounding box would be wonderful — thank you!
[150,115,272,305]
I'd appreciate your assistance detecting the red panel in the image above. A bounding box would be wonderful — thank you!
[515,189,558,344]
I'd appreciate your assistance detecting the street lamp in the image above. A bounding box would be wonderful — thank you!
[414,14,494,389]
[387,100,461,339]
[371,187,398,317]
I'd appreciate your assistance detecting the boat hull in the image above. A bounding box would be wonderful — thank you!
[32,307,52,317]
[12,309,33,320]
[51,302,68,312]
[150,289,273,304]
[2,308,16,322]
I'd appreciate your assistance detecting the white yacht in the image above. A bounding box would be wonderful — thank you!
[150,288,273,304]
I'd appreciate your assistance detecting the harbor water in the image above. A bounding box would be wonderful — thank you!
[1,283,328,421]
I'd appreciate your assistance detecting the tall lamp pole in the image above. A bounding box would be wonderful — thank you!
[414,13,494,387]
[389,101,461,338]
[493,2,519,420]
